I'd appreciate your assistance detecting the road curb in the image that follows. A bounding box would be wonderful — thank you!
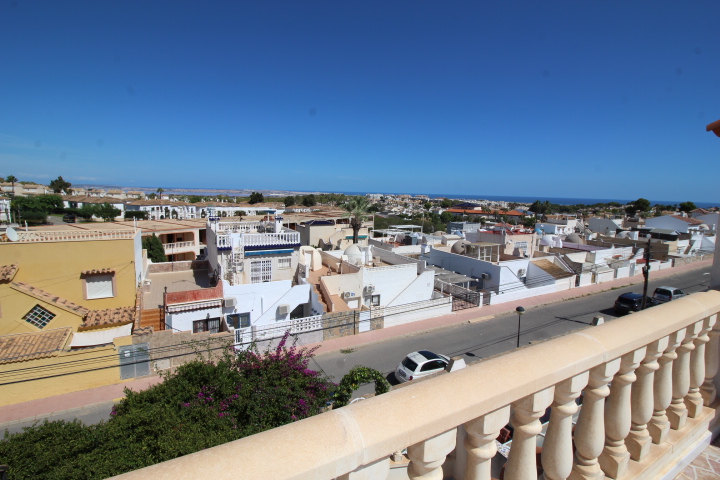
[0,399,119,430]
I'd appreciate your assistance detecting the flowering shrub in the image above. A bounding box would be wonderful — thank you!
[0,333,334,480]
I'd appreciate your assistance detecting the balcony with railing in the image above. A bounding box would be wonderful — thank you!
[114,285,720,479]
[241,231,301,251]
[162,241,195,253]
[11,229,137,243]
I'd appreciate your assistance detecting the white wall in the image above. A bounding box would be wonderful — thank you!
[221,280,310,326]
[421,248,501,290]
[383,269,435,307]
[167,306,223,332]
[588,218,621,235]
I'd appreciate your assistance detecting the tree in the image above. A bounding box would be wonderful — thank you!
[678,201,697,213]
[342,196,371,244]
[302,194,316,207]
[440,198,453,208]
[284,196,296,207]
[97,203,121,222]
[156,188,165,200]
[142,234,167,263]
[248,192,264,204]
[78,204,97,220]
[49,176,72,194]
[626,198,651,216]
[6,174,17,197]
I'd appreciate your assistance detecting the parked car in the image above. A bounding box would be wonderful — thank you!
[394,350,450,383]
[652,286,686,303]
[614,293,659,316]
[62,214,76,223]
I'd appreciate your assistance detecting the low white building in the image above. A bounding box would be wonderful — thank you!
[644,214,707,234]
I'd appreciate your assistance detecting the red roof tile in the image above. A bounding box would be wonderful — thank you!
[670,215,703,225]
[81,307,136,329]
[0,327,72,364]
[10,282,90,316]
[0,264,18,282]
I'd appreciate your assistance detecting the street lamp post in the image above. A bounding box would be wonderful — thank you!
[515,306,525,348]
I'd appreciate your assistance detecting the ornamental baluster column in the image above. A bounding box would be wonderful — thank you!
[337,457,390,480]
[505,387,554,480]
[649,329,685,443]
[701,314,720,406]
[627,337,668,461]
[599,348,645,479]
[687,317,714,417]
[540,373,589,480]
[569,359,620,480]
[407,429,456,480]
[463,406,510,480]
[668,324,700,430]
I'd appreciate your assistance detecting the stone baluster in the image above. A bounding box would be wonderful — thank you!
[540,373,589,480]
[599,348,646,479]
[337,457,390,480]
[463,406,511,480]
[407,428,457,480]
[505,387,554,480]
[569,359,620,480]
[649,329,685,443]
[701,314,720,406]
[627,337,668,461]
[687,316,715,417]
[668,324,701,430]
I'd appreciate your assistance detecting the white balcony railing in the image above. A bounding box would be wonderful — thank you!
[216,234,231,250]
[241,232,300,248]
[114,289,720,480]
[163,241,195,251]
[15,230,136,243]
[234,315,323,344]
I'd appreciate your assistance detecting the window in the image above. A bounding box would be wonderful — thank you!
[371,295,381,306]
[514,241,528,252]
[84,274,114,299]
[420,360,446,372]
[193,317,221,334]
[250,259,272,283]
[24,305,55,329]
[227,313,250,329]
[278,257,292,269]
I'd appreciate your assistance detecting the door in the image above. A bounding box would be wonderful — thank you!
[119,343,150,380]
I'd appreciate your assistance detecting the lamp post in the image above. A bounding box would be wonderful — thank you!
[515,306,525,348]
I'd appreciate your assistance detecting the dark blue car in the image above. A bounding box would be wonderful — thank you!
[614,293,659,315]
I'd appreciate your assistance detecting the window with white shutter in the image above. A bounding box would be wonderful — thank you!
[85,274,114,299]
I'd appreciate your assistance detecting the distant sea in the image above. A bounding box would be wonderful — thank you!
[320,192,720,209]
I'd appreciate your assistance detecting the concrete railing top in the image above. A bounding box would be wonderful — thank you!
[112,289,720,480]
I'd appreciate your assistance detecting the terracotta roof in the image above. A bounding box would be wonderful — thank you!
[81,268,116,275]
[0,327,72,364]
[132,326,154,335]
[532,259,572,279]
[0,264,19,282]
[82,307,136,329]
[670,215,703,225]
[165,283,224,305]
[10,282,90,316]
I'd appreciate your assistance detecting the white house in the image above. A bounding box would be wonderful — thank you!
[125,199,197,220]
[587,217,623,236]
[644,214,707,234]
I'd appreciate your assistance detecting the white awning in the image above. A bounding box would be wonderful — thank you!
[166,299,222,313]
[70,323,133,348]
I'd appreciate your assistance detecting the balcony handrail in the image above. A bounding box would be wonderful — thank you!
[163,241,194,250]
[240,232,300,247]
[12,230,136,243]
[112,290,720,480]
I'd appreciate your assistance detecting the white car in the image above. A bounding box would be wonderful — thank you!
[652,286,686,303]
[394,350,450,383]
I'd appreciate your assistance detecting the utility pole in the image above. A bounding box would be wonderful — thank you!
[641,235,652,309]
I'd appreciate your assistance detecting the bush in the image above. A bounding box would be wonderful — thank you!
[0,334,335,479]
[124,211,148,220]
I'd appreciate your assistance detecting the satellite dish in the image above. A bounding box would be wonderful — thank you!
[6,227,18,242]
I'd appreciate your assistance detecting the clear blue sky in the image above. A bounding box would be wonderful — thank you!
[1,1,719,201]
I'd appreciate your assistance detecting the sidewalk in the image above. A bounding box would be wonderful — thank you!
[0,258,712,429]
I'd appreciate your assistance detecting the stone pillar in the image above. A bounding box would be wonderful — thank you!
[702,314,720,406]
[569,359,621,480]
[649,329,685,444]
[687,316,714,417]
[627,337,668,461]
[506,387,554,480]
[463,406,511,480]
[541,373,589,480]
[337,457,390,480]
[668,324,700,430]
[407,429,457,480]
[599,348,646,479]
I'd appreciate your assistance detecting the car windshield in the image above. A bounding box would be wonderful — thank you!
[402,357,418,372]
[618,297,639,306]
[655,288,671,297]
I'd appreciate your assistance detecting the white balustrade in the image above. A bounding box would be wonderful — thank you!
[16,230,135,242]
[163,241,195,251]
[701,314,720,405]
[110,292,720,480]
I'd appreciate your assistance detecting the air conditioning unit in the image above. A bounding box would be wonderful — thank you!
[481,273,491,280]
[365,285,375,294]
[223,297,237,308]
[278,304,289,316]
[343,291,355,299]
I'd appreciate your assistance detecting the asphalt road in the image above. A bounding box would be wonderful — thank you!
[2,264,710,433]
[311,265,712,395]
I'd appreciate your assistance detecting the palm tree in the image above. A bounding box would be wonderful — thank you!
[342,196,371,244]
[6,175,17,197]
[156,187,165,200]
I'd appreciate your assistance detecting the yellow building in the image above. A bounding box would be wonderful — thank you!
[0,228,144,405]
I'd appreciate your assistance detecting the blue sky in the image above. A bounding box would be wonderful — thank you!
[1,1,719,201]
